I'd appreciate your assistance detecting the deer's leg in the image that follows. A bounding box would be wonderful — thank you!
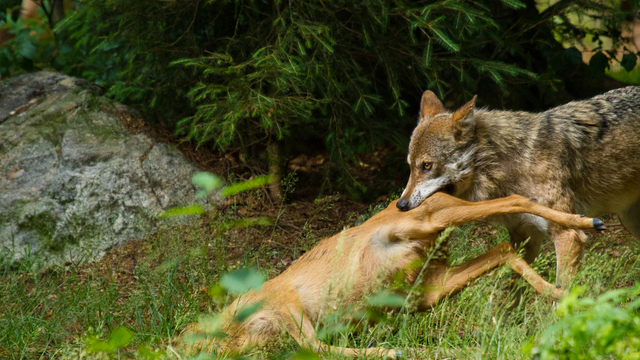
[424,194,603,233]
[420,242,564,308]
[548,226,586,288]
[282,301,398,358]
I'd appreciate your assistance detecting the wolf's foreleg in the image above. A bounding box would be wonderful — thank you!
[618,196,640,239]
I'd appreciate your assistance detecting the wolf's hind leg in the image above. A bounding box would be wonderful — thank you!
[508,224,544,265]
[506,224,545,306]
[619,196,640,240]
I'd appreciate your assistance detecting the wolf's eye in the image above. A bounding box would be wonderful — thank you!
[422,162,433,171]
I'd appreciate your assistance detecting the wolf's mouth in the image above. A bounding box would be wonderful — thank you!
[440,183,456,196]
[404,182,457,211]
[423,183,455,203]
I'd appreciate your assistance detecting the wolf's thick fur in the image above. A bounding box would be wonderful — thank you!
[398,88,640,285]
[182,194,602,357]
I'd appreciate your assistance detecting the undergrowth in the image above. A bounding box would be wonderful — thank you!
[0,202,638,359]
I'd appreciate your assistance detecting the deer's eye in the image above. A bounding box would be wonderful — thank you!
[422,162,433,171]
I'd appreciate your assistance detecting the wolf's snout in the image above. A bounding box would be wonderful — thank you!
[397,198,411,211]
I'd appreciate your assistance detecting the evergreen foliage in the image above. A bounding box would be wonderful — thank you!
[2,0,637,194]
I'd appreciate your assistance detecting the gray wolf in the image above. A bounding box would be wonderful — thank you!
[182,194,602,357]
[397,88,640,286]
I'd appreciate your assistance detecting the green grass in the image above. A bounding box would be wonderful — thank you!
[0,224,222,359]
[1,207,639,359]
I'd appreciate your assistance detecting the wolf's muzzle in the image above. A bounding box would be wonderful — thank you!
[397,198,411,211]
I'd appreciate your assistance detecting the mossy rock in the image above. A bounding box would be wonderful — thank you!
[0,72,206,270]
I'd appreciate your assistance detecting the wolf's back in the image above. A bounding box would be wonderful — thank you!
[468,86,640,207]
[529,86,640,205]
[542,86,640,140]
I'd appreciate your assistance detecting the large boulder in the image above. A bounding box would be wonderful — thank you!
[0,72,204,269]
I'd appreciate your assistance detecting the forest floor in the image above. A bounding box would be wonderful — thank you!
[1,120,639,360]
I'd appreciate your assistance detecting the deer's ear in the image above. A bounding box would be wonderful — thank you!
[419,90,444,122]
[452,95,477,141]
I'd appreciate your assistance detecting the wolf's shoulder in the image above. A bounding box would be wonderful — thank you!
[594,86,640,101]
[576,86,640,109]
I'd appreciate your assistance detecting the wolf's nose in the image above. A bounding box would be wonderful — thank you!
[397,198,410,211]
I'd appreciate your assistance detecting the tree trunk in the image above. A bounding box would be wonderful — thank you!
[23,0,65,28]
[50,0,65,27]
[267,137,283,201]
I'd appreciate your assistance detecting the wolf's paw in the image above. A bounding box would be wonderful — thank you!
[593,218,606,231]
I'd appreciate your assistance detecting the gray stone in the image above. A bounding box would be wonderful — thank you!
[0,72,204,269]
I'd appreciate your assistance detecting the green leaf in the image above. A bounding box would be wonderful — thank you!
[220,268,266,295]
[108,327,134,348]
[19,41,37,60]
[429,28,460,52]
[234,301,263,322]
[424,39,433,68]
[86,327,134,353]
[589,52,609,74]
[621,53,637,72]
[565,47,583,65]
[293,349,321,360]
[158,205,204,218]
[208,283,226,300]
[192,172,223,195]
[137,345,164,360]
[498,0,526,9]
[220,175,274,197]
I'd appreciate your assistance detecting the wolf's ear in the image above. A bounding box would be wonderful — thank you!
[419,90,444,122]
[452,95,477,141]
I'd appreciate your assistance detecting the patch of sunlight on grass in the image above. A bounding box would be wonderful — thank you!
[607,66,640,84]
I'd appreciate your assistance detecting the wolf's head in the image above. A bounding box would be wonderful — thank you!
[397,91,478,211]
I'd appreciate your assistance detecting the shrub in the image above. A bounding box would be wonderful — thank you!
[3,0,637,195]
[527,283,640,360]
